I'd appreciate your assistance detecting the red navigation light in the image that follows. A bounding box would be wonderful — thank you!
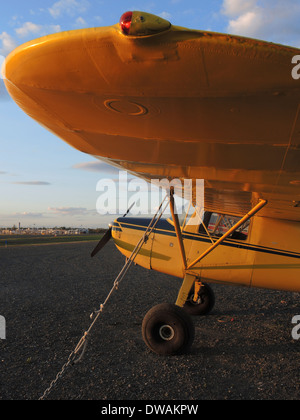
[120,11,133,35]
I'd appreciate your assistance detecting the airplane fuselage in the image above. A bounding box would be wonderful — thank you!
[112,215,300,292]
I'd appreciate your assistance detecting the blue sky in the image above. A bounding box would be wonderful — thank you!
[1,0,300,228]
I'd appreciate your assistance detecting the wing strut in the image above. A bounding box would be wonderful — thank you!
[186,199,268,270]
[169,187,187,270]
[173,199,268,308]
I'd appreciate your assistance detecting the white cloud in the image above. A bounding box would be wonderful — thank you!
[221,0,300,46]
[15,22,43,37]
[222,0,258,17]
[229,10,263,36]
[159,12,172,20]
[0,32,17,56]
[49,24,62,33]
[49,0,90,19]
[0,55,5,79]
[75,17,87,27]
[15,22,62,38]
[0,23,62,60]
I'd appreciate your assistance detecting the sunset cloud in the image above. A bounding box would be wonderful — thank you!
[13,212,45,218]
[48,207,91,216]
[12,181,51,186]
[72,161,120,175]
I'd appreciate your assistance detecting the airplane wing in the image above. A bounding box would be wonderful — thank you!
[3,11,300,220]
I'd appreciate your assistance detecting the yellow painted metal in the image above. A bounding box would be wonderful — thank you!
[193,281,202,303]
[3,17,300,221]
[175,273,196,308]
[249,217,300,292]
[112,211,300,292]
[187,200,268,270]
[112,223,153,270]
[127,11,171,36]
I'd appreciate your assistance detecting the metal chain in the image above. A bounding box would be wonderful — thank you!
[39,352,76,401]
[39,194,170,401]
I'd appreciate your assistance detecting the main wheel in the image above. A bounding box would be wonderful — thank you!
[142,303,195,356]
[184,283,215,316]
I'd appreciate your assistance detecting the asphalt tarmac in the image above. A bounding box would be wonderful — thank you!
[0,241,299,400]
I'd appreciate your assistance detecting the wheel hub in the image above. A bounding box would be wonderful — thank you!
[159,325,175,341]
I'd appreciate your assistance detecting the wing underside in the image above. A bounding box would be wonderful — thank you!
[3,21,300,220]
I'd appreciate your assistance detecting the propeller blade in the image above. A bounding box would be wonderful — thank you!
[91,203,135,258]
[122,202,135,217]
[91,227,112,258]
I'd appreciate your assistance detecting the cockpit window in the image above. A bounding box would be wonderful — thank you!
[200,212,250,241]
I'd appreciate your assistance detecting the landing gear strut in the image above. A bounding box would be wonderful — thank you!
[184,283,215,316]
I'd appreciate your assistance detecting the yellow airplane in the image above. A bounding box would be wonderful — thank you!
[3,11,300,356]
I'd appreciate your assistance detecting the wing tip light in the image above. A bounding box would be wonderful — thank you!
[120,11,171,37]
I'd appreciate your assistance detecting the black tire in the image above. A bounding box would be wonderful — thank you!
[184,283,215,316]
[142,303,195,356]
